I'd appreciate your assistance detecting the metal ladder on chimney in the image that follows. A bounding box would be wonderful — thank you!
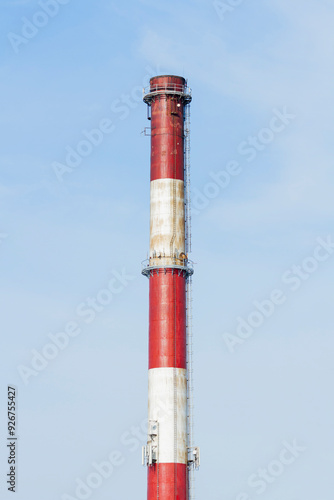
[184,103,192,254]
[184,101,196,500]
[186,274,195,500]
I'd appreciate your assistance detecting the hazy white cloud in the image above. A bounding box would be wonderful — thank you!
[138,1,334,233]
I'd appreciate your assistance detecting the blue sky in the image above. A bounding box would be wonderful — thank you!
[1,0,333,499]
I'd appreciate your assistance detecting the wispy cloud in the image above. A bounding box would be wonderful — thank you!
[138,1,334,232]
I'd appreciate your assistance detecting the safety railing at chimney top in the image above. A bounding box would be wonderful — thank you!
[143,83,192,103]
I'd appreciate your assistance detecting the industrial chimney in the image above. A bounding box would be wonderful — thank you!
[142,75,199,500]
